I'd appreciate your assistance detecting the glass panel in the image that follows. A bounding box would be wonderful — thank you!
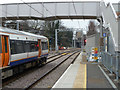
[24,41,30,52]
[42,42,48,50]
[41,42,44,50]
[0,36,2,53]
[4,37,8,53]
[10,40,17,54]
[46,42,48,49]
[24,41,38,52]
[30,41,36,52]
[16,40,24,54]
[35,42,38,51]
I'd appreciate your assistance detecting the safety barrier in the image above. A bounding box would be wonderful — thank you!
[101,51,120,81]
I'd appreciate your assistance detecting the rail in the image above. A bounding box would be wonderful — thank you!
[2,50,80,88]
[24,51,80,90]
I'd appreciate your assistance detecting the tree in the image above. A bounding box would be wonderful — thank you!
[41,20,61,48]
[87,21,97,36]
[42,20,73,48]
[2,20,73,49]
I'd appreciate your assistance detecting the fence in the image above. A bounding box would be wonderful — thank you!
[101,51,120,81]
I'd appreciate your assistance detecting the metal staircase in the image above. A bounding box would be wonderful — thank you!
[101,1,119,52]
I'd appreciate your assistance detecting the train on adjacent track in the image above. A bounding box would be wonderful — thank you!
[0,27,49,79]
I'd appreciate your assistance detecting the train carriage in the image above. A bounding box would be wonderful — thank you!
[0,27,49,79]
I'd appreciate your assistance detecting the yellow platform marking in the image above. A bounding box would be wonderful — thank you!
[61,53,67,55]
[73,64,87,89]
[67,53,72,55]
[94,57,98,60]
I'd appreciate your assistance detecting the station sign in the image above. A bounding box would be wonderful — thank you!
[90,47,99,62]
[103,33,106,37]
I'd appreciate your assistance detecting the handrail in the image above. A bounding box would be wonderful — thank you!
[102,51,117,57]
[101,1,119,51]
[109,3,118,19]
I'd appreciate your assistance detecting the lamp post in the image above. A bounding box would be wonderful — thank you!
[16,21,19,30]
[55,29,58,51]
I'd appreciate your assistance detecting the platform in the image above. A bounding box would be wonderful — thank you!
[52,52,114,89]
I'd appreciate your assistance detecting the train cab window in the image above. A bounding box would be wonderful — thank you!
[0,36,2,53]
[16,40,24,54]
[41,42,48,50]
[10,40,17,54]
[46,42,48,49]
[41,42,44,50]
[24,41,30,52]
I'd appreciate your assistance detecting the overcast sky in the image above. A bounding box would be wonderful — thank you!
[0,0,119,30]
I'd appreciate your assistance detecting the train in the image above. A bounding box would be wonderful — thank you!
[0,27,49,79]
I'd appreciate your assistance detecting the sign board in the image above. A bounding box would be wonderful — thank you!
[103,33,106,37]
[89,47,99,62]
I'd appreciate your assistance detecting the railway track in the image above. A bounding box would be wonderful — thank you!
[25,51,80,90]
[2,49,78,83]
[3,49,80,89]
[47,48,78,59]
[2,49,75,86]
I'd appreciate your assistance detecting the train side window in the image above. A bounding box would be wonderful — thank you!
[0,36,2,53]
[35,41,39,51]
[24,41,30,52]
[30,41,36,52]
[10,40,17,54]
[16,40,24,54]
[29,41,39,52]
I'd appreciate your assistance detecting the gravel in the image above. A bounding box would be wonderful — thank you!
[3,52,78,89]
[33,53,79,88]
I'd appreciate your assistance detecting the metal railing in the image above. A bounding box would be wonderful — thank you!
[101,51,120,81]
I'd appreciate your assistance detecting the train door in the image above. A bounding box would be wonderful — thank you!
[38,39,41,57]
[0,35,9,67]
[0,35,2,67]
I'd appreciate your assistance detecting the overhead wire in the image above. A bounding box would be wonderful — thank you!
[2,0,83,31]
[2,0,54,20]
[72,0,81,29]
[37,0,59,20]
[20,0,44,16]
[37,0,53,17]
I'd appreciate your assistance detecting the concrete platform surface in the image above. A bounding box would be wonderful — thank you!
[52,52,114,89]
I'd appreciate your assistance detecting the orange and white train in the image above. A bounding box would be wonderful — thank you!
[0,27,49,79]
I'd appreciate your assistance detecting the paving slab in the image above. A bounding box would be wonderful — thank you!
[87,64,113,88]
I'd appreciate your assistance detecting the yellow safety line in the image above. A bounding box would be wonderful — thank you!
[84,64,87,89]
[61,53,67,55]
[73,64,87,89]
